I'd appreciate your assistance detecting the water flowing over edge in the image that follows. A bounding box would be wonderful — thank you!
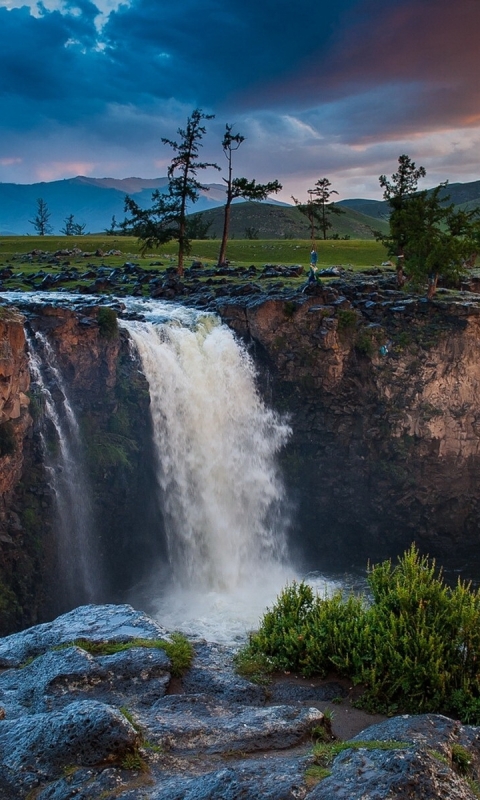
[121,310,301,641]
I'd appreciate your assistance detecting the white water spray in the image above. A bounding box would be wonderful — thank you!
[122,312,297,639]
[27,331,101,608]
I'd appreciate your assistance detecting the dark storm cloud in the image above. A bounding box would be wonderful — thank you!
[0,3,109,127]
[253,0,480,139]
[0,0,478,190]
[101,0,360,105]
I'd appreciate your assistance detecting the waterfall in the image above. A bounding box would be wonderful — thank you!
[122,311,296,640]
[27,331,101,610]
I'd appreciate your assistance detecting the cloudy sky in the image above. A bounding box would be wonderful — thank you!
[1,0,479,200]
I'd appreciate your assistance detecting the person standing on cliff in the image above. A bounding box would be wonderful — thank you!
[302,250,317,292]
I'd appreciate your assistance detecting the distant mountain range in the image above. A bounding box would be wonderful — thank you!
[0,175,479,237]
[337,180,480,219]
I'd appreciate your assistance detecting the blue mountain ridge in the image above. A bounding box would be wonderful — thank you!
[0,175,478,235]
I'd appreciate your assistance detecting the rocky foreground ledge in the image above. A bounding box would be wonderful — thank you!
[0,605,479,799]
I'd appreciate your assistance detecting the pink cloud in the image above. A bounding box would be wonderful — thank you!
[0,157,22,166]
[36,161,96,181]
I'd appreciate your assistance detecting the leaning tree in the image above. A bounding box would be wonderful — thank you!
[217,124,281,266]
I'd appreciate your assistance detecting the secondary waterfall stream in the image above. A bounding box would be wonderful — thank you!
[122,305,296,640]
[27,328,101,610]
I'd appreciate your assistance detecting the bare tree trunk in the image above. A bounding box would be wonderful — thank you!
[427,272,438,299]
[396,252,406,287]
[218,201,232,266]
[177,217,185,277]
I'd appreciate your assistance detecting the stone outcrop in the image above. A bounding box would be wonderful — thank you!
[0,604,479,800]
[0,303,165,635]
[0,308,34,633]
[217,279,480,572]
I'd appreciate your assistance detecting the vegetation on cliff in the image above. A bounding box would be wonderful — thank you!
[237,545,480,723]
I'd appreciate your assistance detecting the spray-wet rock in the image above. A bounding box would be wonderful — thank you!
[1,606,480,799]
[308,715,480,800]
[0,603,169,667]
[143,694,323,754]
[0,643,171,719]
[0,699,138,799]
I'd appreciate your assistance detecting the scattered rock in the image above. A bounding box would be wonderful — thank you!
[0,605,478,799]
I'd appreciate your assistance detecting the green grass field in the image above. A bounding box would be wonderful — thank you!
[0,235,389,272]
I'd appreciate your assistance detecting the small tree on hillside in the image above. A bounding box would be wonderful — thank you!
[29,198,53,235]
[379,154,426,286]
[292,178,344,241]
[125,109,219,275]
[61,214,86,235]
[217,124,282,265]
[105,215,118,235]
[186,214,213,240]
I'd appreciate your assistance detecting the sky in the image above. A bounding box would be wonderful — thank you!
[0,0,479,201]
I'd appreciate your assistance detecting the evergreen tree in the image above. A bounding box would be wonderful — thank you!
[292,178,344,241]
[379,154,426,286]
[60,214,86,235]
[125,109,219,275]
[29,198,53,235]
[400,185,479,298]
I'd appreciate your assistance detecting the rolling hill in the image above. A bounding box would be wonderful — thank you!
[187,201,388,240]
[0,175,478,237]
[338,179,480,219]
[0,177,233,235]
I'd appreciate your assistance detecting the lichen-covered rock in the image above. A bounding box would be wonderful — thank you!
[143,694,323,754]
[0,642,170,719]
[181,641,266,705]
[0,603,169,667]
[308,714,480,800]
[0,700,138,798]
[146,755,310,800]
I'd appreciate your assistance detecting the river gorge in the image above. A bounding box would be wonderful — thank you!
[2,276,480,798]
[1,277,480,635]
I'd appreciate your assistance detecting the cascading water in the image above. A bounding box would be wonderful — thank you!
[27,330,101,611]
[122,306,297,640]
[0,291,343,640]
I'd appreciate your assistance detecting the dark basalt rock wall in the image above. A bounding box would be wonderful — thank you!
[217,279,480,575]
[0,306,168,635]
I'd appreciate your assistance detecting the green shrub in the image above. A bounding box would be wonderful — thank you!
[97,306,118,339]
[337,309,357,330]
[355,332,375,356]
[238,545,480,721]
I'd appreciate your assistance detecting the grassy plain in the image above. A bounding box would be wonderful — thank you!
[0,235,389,273]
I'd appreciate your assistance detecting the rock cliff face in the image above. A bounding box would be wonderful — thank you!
[0,308,34,632]
[218,281,480,573]
[0,303,166,635]
[2,283,480,633]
